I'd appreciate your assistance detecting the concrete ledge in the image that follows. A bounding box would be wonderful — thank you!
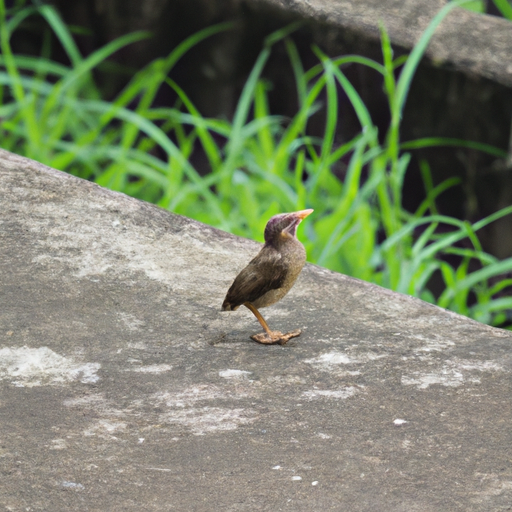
[1,148,512,510]
[256,0,512,88]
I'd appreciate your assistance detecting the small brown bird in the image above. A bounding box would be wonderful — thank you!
[222,209,313,345]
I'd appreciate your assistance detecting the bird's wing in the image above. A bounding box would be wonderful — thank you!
[222,247,288,310]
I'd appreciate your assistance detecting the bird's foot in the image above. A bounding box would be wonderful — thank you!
[250,329,301,345]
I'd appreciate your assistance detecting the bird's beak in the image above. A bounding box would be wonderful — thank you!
[294,209,314,220]
[282,209,313,238]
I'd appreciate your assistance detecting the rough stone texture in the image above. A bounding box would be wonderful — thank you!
[255,0,512,88]
[1,147,512,511]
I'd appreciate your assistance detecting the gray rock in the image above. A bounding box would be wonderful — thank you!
[258,0,512,88]
[1,147,511,511]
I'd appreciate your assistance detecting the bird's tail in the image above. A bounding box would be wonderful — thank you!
[221,299,239,311]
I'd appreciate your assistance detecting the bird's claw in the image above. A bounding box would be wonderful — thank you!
[250,329,301,345]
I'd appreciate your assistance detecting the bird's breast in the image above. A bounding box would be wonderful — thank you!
[252,240,306,309]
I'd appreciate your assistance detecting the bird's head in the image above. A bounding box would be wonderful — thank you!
[263,209,313,244]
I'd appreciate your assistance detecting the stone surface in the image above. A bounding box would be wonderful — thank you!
[1,147,512,511]
[257,0,512,88]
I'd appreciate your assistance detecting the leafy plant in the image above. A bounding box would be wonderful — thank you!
[1,0,511,327]
[492,0,512,19]
[455,0,512,19]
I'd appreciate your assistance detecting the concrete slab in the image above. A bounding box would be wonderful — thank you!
[256,0,512,88]
[1,148,512,511]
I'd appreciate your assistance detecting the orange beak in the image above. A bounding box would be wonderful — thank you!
[294,209,314,220]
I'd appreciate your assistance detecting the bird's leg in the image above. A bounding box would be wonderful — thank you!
[243,302,301,345]
[243,302,273,336]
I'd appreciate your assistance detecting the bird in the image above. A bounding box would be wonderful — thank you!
[222,209,313,345]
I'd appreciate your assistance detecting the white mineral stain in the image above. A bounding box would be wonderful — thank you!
[418,340,455,352]
[456,359,502,372]
[305,351,385,369]
[472,473,512,499]
[292,476,302,481]
[401,358,503,389]
[64,395,130,439]
[401,369,467,389]
[302,387,360,400]
[126,342,147,350]
[118,312,145,331]
[0,346,100,387]
[161,407,256,435]
[402,439,412,450]
[155,384,242,408]
[84,420,127,437]
[61,481,84,490]
[153,384,256,434]
[219,369,252,379]
[64,384,256,438]
[412,334,456,352]
[50,439,68,450]
[305,351,352,365]
[127,364,173,373]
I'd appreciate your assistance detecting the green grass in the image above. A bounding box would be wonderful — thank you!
[1,0,512,328]
[456,0,512,19]
[493,0,512,19]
